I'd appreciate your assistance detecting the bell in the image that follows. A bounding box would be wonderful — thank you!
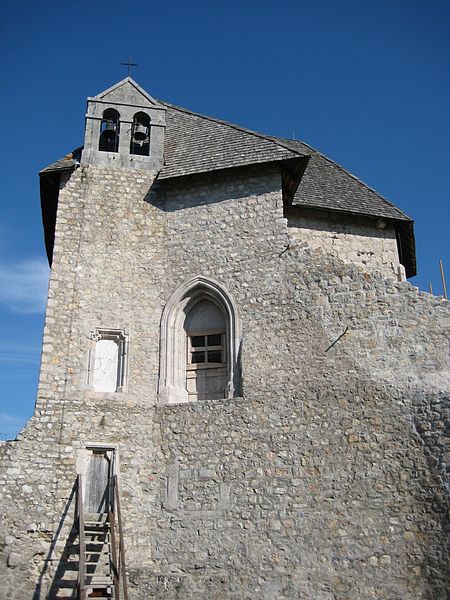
[133,123,149,141]
[104,121,117,132]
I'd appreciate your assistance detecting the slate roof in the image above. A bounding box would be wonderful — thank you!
[157,103,303,179]
[40,148,82,174]
[269,137,411,221]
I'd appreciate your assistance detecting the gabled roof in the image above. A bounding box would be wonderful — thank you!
[39,89,416,275]
[40,103,411,223]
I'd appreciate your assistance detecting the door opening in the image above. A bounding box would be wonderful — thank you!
[84,448,114,514]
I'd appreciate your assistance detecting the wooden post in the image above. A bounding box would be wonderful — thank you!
[428,282,433,294]
[108,507,120,600]
[114,475,129,600]
[77,474,86,600]
[439,259,447,300]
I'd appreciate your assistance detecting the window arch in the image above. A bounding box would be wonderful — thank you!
[185,299,227,401]
[99,109,120,152]
[159,276,241,404]
[130,111,151,156]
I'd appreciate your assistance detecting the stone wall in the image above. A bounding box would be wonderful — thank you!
[0,163,448,600]
[286,207,401,280]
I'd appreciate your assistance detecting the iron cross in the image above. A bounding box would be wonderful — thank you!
[121,58,138,76]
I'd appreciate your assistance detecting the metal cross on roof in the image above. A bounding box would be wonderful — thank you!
[121,58,138,76]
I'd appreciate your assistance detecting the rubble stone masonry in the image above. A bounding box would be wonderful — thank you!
[0,163,448,599]
[286,208,401,279]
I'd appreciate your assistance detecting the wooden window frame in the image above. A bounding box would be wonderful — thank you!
[186,329,226,371]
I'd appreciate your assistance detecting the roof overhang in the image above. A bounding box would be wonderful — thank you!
[39,164,76,266]
[395,218,416,278]
[280,156,311,205]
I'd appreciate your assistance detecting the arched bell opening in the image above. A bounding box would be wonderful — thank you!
[130,112,151,156]
[99,109,120,153]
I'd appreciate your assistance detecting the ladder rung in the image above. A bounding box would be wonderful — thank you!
[85,560,110,564]
[85,542,108,547]
[85,518,108,522]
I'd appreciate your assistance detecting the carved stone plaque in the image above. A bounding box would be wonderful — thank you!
[92,338,119,392]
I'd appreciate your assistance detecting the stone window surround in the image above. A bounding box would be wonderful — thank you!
[87,328,129,393]
[158,275,241,404]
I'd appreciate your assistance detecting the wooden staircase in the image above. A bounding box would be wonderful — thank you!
[77,475,128,599]
[83,514,114,597]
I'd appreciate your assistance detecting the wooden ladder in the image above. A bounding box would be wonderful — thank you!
[77,475,128,600]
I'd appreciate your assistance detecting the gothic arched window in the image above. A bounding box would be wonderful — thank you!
[159,276,241,404]
[130,112,150,156]
[99,109,120,153]
[185,299,227,401]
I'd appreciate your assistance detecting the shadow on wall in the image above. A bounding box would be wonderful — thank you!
[33,480,78,600]
[412,390,450,600]
[144,164,280,214]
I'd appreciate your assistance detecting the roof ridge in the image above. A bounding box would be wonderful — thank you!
[271,136,412,221]
[159,99,307,159]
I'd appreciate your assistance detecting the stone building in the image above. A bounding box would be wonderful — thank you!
[0,77,448,599]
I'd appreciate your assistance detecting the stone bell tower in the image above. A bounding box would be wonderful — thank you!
[80,77,166,171]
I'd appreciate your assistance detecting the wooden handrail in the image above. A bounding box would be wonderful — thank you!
[108,509,120,599]
[77,474,86,600]
[76,473,127,600]
[113,474,129,600]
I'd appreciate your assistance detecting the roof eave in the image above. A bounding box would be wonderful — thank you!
[396,219,417,278]
[39,164,78,266]
[157,155,308,183]
[291,200,412,223]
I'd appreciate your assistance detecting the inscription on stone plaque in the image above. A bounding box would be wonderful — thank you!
[92,338,119,392]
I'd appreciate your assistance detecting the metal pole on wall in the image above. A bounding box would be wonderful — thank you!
[439,259,447,300]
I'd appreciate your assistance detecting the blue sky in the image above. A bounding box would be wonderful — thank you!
[0,0,448,439]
